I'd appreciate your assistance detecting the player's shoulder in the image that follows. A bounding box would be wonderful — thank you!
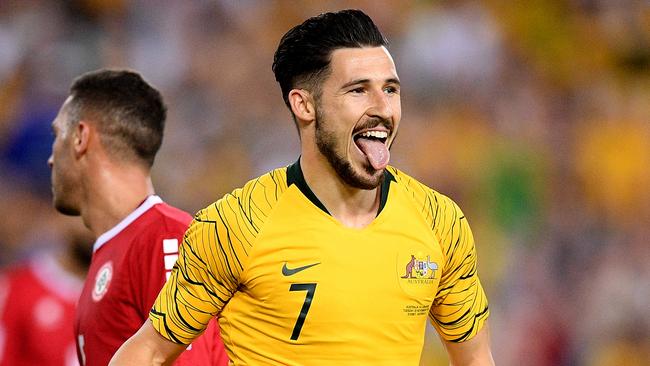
[134,199,192,241]
[387,166,463,221]
[150,201,193,226]
[387,166,430,193]
[387,166,448,204]
[195,166,289,222]
[187,167,289,256]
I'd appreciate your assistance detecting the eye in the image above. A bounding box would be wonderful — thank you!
[349,87,365,94]
[384,85,399,94]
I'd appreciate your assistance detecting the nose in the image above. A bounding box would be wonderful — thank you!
[47,154,53,168]
[367,89,393,121]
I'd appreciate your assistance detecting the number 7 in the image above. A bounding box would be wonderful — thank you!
[289,283,317,340]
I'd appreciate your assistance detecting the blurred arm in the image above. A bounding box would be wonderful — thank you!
[442,321,494,366]
[109,321,186,366]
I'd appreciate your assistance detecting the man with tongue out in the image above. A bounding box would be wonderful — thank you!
[112,9,494,366]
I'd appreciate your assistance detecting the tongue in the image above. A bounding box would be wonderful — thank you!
[356,138,390,170]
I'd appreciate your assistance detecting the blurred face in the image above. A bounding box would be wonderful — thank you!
[314,46,401,189]
[48,97,81,216]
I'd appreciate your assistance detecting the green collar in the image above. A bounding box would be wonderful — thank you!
[286,158,395,217]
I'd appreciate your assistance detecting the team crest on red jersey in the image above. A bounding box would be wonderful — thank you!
[92,261,113,302]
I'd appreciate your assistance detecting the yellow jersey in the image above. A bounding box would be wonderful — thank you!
[151,160,489,365]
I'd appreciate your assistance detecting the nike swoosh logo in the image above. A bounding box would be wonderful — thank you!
[282,262,321,276]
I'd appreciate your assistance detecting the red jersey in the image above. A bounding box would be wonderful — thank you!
[75,195,227,366]
[0,253,82,366]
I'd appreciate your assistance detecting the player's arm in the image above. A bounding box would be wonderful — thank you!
[109,321,185,366]
[428,193,492,360]
[114,200,247,363]
[442,321,494,366]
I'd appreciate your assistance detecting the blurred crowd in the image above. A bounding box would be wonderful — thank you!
[0,1,648,365]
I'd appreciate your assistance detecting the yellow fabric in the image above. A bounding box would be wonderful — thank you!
[150,165,489,365]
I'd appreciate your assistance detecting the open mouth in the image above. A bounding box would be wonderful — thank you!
[353,129,390,170]
[353,130,389,144]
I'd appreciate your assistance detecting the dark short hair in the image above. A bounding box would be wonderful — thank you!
[67,69,167,168]
[272,9,388,109]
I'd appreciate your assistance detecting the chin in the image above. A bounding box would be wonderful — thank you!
[54,197,80,216]
[361,171,385,190]
[341,163,385,190]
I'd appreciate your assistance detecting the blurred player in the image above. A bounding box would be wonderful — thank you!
[48,69,227,366]
[112,9,493,365]
[0,216,91,366]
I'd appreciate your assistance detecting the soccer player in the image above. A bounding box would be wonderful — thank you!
[48,69,228,366]
[0,216,91,366]
[111,10,494,365]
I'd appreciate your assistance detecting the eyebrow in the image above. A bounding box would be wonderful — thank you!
[340,77,401,89]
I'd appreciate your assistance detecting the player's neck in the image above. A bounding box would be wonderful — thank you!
[300,155,380,228]
[81,160,155,237]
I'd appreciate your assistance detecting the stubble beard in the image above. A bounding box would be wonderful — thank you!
[53,192,81,216]
[314,107,384,190]
[52,172,81,216]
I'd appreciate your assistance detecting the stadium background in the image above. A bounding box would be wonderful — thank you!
[0,1,648,365]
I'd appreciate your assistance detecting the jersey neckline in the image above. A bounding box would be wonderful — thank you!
[92,195,163,253]
[286,158,395,217]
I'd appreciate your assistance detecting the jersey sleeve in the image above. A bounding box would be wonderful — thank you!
[150,195,252,345]
[129,230,182,320]
[428,192,489,342]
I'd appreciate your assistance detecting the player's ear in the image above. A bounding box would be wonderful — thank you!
[72,120,91,158]
[288,89,315,125]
